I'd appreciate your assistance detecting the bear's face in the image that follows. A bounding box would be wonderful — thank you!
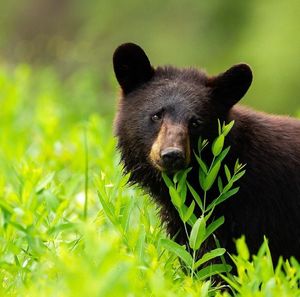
[113,43,252,175]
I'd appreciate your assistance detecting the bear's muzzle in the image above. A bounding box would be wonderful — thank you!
[149,119,190,172]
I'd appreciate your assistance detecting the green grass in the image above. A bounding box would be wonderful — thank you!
[0,65,299,296]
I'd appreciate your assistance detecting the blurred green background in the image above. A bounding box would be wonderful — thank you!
[1,0,300,116]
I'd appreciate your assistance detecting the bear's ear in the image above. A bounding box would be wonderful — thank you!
[208,64,252,108]
[113,43,154,94]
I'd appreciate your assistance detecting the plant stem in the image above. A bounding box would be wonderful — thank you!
[208,156,216,172]
[203,190,207,212]
[183,222,189,241]
[191,249,196,280]
[83,125,89,220]
[203,156,215,212]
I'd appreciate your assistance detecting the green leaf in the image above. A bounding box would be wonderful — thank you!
[203,216,225,241]
[217,119,222,135]
[199,168,206,191]
[203,160,221,191]
[185,212,197,226]
[162,173,173,188]
[194,154,208,174]
[197,136,202,154]
[174,168,191,186]
[197,263,232,280]
[198,137,209,154]
[47,223,76,235]
[36,172,55,193]
[120,198,134,233]
[194,248,226,269]
[200,281,211,297]
[236,236,250,261]
[220,275,241,293]
[183,201,195,223]
[234,158,240,173]
[97,190,117,225]
[177,168,191,203]
[189,216,206,251]
[222,120,235,136]
[204,206,215,222]
[223,180,234,193]
[212,134,224,157]
[173,171,180,184]
[159,238,193,267]
[224,165,231,182]
[136,225,146,263]
[179,183,187,204]
[184,167,193,175]
[181,204,197,226]
[234,158,246,173]
[215,146,230,164]
[217,177,223,193]
[169,186,183,208]
[202,139,209,150]
[231,170,246,183]
[8,220,27,233]
[187,182,203,211]
[0,199,14,214]
[206,188,239,211]
[188,217,197,226]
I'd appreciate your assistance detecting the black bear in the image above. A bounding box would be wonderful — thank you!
[113,42,300,263]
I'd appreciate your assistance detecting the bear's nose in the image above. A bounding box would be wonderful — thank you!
[160,147,185,172]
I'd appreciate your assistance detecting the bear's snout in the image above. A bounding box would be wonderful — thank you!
[160,147,186,172]
[149,119,190,172]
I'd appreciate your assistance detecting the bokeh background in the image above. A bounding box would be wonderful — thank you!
[1,0,300,118]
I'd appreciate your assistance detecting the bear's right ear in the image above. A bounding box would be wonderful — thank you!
[113,43,154,94]
[207,64,253,108]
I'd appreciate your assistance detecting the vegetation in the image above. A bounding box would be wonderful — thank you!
[161,120,245,280]
[0,65,299,296]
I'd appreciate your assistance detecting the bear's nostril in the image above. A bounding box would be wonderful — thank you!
[160,148,185,171]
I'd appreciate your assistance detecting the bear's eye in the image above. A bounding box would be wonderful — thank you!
[190,118,203,129]
[151,112,162,122]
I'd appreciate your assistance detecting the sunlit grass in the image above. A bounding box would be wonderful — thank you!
[0,65,299,296]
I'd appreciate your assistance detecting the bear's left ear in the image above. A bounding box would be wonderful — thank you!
[113,43,154,94]
[207,64,253,108]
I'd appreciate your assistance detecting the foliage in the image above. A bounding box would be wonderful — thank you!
[0,66,299,296]
[161,121,245,281]
[223,237,300,297]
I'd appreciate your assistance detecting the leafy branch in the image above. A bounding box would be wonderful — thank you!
[160,120,246,280]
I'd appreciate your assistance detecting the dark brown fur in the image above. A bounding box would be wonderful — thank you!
[113,43,300,263]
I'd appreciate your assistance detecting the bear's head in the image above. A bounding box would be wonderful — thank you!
[113,43,252,185]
